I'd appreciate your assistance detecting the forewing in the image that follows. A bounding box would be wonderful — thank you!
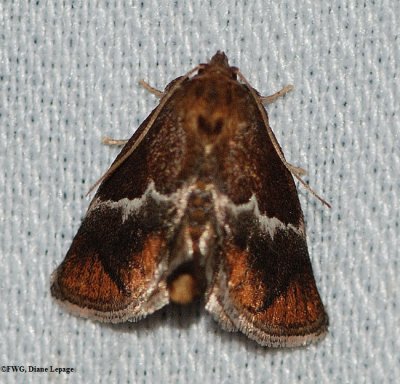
[51,97,190,322]
[205,93,328,347]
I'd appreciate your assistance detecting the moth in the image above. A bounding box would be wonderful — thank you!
[51,51,328,347]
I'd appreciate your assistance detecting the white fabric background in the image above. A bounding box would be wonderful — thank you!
[0,1,399,383]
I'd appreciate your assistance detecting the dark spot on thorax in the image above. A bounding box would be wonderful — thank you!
[197,115,224,135]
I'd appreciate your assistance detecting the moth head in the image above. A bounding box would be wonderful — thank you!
[197,51,238,80]
[209,51,229,68]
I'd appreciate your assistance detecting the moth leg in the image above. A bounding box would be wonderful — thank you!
[260,84,294,105]
[139,80,164,98]
[257,83,329,205]
[101,136,128,146]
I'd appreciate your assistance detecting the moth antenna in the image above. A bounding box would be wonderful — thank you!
[87,64,206,196]
[236,71,331,208]
[139,80,164,98]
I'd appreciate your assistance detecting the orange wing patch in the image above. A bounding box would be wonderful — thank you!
[210,240,328,347]
[51,234,166,320]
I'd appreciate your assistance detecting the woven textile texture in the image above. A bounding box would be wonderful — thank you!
[0,1,399,383]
